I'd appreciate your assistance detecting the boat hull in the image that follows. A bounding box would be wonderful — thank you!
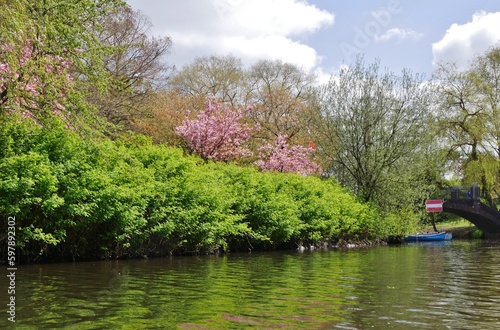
[404,232,452,242]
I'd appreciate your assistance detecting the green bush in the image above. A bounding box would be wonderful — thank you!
[0,116,399,262]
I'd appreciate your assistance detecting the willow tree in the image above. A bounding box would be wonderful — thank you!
[434,45,500,208]
[315,58,435,212]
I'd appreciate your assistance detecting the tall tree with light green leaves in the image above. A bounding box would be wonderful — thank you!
[434,45,500,208]
[314,57,437,218]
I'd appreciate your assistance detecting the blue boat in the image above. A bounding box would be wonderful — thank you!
[404,231,452,242]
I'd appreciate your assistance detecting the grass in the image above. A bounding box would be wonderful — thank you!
[427,219,483,239]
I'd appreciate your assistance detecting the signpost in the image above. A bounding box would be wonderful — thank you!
[426,199,443,213]
[426,199,443,232]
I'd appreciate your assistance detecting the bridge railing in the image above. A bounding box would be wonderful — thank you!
[441,185,481,201]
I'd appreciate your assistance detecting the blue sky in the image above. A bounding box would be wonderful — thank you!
[126,0,500,82]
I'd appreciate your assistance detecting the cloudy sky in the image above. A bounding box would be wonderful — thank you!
[126,0,500,82]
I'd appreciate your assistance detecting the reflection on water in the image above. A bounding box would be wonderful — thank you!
[3,240,500,329]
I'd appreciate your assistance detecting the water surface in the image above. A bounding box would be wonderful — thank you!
[4,240,500,329]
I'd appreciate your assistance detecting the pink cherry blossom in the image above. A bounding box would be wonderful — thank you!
[255,134,322,176]
[176,96,256,162]
[0,39,73,120]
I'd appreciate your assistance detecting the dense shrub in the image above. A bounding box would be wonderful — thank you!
[0,117,400,262]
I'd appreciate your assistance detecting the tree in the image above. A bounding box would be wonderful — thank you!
[434,45,500,208]
[315,57,433,207]
[0,39,73,121]
[175,96,255,162]
[166,56,320,157]
[87,5,173,128]
[133,91,206,146]
[255,134,321,176]
[168,54,245,106]
[0,0,124,125]
[246,59,318,144]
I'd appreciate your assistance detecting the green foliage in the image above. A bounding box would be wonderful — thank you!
[3,0,497,263]
[315,56,433,215]
[0,117,401,261]
[383,208,421,238]
[471,229,484,239]
[434,45,500,208]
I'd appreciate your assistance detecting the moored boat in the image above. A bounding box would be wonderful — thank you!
[404,231,452,242]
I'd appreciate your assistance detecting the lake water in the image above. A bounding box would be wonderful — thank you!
[3,240,500,329]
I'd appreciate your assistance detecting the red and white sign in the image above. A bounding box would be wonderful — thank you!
[425,199,443,212]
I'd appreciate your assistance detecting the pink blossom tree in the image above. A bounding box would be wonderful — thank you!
[255,134,322,176]
[0,39,73,121]
[175,97,255,162]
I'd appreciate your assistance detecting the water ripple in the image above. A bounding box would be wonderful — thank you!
[5,242,500,329]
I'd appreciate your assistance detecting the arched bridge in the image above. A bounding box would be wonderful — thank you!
[442,186,500,239]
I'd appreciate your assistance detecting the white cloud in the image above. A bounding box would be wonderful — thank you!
[375,28,423,43]
[221,0,334,36]
[220,35,321,70]
[432,11,500,70]
[312,66,333,86]
[130,0,334,72]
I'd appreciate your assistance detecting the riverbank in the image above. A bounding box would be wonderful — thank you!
[426,220,483,239]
